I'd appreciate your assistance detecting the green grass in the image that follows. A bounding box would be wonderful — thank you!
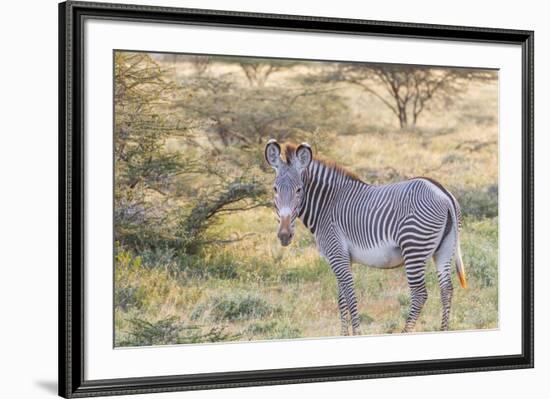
[115,214,498,346]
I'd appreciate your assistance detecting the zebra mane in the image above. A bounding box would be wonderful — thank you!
[283,143,363,182]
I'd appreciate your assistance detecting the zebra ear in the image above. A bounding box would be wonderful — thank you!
[295,143,313,171]
[265,139,282,170]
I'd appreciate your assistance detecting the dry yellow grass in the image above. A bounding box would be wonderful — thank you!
[115,58,498,346]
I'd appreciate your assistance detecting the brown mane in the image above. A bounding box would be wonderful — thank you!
[283,143,363,182]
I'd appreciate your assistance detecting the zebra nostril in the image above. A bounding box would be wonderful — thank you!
[278,231,292,246]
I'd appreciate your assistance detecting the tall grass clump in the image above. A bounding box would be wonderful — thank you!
[191,292,281,322]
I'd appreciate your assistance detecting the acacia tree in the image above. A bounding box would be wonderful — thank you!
[114,52,194,249]
[181,74,350,150]
[115,52,268,254]
[238,62,283,87]
[327,64,496,129]
[237,59,298,86]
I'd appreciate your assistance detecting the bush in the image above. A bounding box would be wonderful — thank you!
[140,247,177,269]
[270,323,302,339]
[191,292,281,322]
[246,320,278,335]
[117,316,239,347]
[210,293,280,321]
[453,184,498,218]
[115,286,145,311]
[461,217,498,288]
[246,320,302,340]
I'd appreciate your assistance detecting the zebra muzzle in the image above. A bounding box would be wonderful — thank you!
[277,217,293,246]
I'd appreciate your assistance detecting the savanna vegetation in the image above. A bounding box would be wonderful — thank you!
[114,51,498,347]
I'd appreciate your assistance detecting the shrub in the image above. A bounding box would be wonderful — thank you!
[190,293,280,322]
[118,316,239,347]
[453,184,498,219]
[246,320,278,335]
[245,320,302,340]
[210,293,280,321]
[140,247,177,269]
[461,217,498,288]
[119,317,183,346]
[115,286,145,311]
[189,302,209,321]
[270,323,302,339]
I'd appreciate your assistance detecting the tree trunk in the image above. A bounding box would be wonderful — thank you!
[398,106,408,129]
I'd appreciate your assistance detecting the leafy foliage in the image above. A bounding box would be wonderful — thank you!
[114,52,269,255]
[182,75,352,149]
[311,63,496,128]
[453,185,498,219]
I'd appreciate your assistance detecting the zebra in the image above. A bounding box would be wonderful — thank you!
[264,139,467,335]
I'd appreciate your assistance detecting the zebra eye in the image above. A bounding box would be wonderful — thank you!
[273,186,278,193]
[296,187,302,194]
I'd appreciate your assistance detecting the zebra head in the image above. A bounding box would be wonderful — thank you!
[265,139,313,246]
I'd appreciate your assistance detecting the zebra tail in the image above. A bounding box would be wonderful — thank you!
[448,190,467,289]
[455,234,467,289]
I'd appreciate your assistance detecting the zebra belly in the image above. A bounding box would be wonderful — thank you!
[349,243,404,269]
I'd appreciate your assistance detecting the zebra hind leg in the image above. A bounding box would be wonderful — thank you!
[401,254,429,333]
[402,283,428,333]
[434,232,456,331]
[437,267,453,331]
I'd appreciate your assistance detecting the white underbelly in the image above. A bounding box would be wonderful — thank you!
[349,242,403,269]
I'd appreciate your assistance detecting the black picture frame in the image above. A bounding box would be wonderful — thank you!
[59,1,534,397]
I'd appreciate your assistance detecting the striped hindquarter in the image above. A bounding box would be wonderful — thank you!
[265,141,466,336]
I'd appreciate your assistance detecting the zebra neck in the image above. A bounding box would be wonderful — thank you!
[298,161,351,234]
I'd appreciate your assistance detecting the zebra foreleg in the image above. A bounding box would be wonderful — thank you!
[331,257,361,336]
[342,277,361,335]
[337,284,350,335]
